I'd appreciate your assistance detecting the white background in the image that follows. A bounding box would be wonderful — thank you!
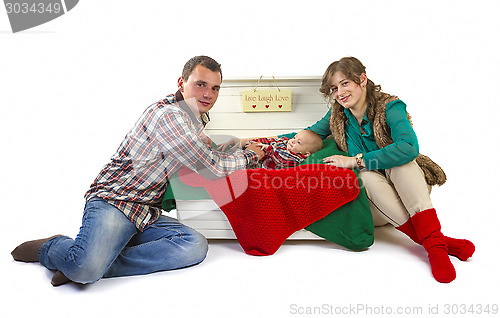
[1,1,499,317]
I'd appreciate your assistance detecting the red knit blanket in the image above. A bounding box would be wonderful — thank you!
[179,164,359,255]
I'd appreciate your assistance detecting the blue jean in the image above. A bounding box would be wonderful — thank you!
[38,197,208,284]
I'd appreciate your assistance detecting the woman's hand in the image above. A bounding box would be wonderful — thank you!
[323,155,357,169]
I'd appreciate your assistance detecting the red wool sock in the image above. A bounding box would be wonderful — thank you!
[179,164,359,256]
[445,237,475,261]
[411,209,456,283]
[397,219,475,261]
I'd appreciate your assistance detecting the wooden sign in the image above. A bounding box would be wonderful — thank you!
[242,89,292,112]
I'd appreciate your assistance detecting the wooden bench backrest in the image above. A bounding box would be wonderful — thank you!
[205,77,328,141]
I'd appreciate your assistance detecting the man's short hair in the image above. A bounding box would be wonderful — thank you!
[182,56,222,81]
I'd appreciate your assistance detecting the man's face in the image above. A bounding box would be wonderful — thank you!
[178,65,222,114]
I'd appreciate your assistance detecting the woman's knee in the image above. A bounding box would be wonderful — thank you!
[386,160,422,180]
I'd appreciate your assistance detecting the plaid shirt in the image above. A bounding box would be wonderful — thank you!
[85,92,258,231]
[250,137,307,169]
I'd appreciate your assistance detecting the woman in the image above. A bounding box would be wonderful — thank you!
[316,57,475,283]
[231,57,474,283]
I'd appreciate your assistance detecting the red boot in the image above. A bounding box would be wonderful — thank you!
[411,209,456,283]
[397,218,475,261]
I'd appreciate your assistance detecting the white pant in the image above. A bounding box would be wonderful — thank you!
[359,160,433,227]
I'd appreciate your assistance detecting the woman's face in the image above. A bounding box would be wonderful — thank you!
[329,71,367,110]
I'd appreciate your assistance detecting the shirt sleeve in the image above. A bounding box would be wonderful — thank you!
[279,109,333,139]
[156,109,257,177]
[363,100,419,170]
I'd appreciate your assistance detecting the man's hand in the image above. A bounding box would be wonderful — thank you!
[245,143,266,161]
[199,132,213,146]
[217,137,255,152]
[251,143,269,151]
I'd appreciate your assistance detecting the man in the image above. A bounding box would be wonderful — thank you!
[11,56,265,286]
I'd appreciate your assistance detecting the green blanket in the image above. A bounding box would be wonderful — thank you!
[162,139,374,250]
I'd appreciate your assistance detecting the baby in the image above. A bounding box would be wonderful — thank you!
[246,130,323,169]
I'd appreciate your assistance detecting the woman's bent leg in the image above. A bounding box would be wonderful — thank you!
[103,215,208,278]
[385,160,433,216]
[359,169,410,227]
[387,161,474,260]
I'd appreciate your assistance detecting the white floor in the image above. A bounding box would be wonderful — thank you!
[1,2,499,317]
[2,204,497,318]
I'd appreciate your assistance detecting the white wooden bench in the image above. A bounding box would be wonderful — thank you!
[175,77,330,239]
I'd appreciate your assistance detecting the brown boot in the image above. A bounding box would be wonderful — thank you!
[51,271,72,287]
[11,235,63,262]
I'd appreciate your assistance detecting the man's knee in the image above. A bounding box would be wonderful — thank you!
[180,229,208,266]
[64,263,107,284]
[154,217,209,264]
[62,248,116,284]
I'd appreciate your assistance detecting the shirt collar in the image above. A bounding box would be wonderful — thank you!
[343,105,370,126]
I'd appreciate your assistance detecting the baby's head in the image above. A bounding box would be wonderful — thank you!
[286,130,323,157]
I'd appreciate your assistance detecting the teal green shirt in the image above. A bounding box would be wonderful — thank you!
[281,100,419,170]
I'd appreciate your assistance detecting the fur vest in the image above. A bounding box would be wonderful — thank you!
[329,93,446,186]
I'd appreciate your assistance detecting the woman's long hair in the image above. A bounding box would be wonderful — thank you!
[319,57,384,121]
